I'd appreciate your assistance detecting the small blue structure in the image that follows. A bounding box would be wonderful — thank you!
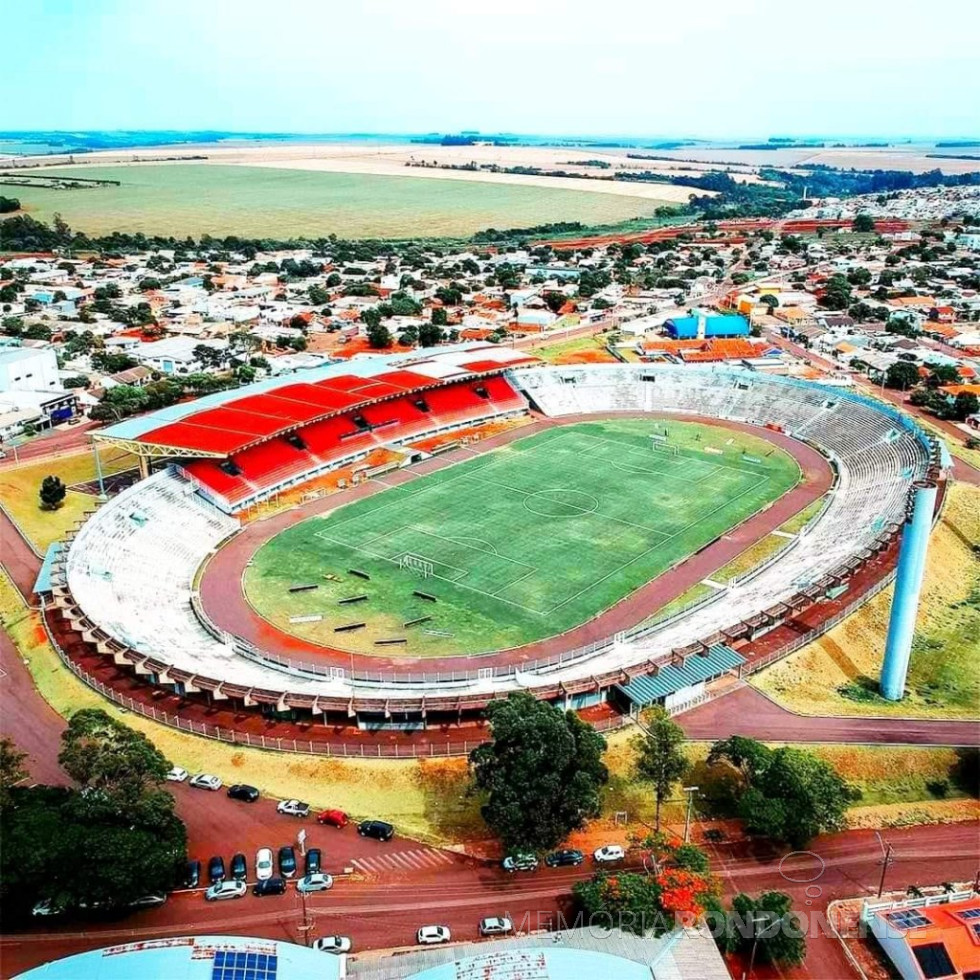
[880,480,937,701]
[664,312,749,339]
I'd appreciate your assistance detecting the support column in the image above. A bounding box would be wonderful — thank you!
[880,480,937,701]
[94,441,107,500]
[138,454,150,481]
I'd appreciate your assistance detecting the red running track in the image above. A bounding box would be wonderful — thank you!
[199,413,833,674]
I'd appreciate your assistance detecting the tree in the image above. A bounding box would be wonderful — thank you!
[307,284,329,305]
[885,360,920,391]
[39,475,66,510]
[708,738,850,847]
[950,391,979,422]
[847,266,872,286]
[634,709,688,833]
[58,708,171,805]
[820,275,853,310]
[852,213,876,233]
[431,306,448,327]
[470,692,608,852]
[417,321,445,348]
[722,891,806,968]
[0,738,28,810]
[192,343,225,369]
[759,294,779,314]
[366,320,393,349]
[543,291,566,314]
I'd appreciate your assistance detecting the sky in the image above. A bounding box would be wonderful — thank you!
[4,0,978,140]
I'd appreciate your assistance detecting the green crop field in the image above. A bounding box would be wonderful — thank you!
[244,420,801,658]
[8,164,668,239]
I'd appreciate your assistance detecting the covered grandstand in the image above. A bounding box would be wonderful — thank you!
[47,357,939,737]
[90,344,534,513]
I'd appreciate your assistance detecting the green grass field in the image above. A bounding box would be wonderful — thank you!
[9,164,668,239]
[244,420,800,657]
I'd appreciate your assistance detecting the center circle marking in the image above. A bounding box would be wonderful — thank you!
[522,488,600,518]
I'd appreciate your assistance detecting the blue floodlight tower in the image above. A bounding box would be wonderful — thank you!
[880,480,938,701]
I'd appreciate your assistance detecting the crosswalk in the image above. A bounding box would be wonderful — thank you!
[351,847,457,875]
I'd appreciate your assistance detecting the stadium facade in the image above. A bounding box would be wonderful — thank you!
[42,346,943,739]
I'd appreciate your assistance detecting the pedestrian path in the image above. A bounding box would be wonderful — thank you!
[351,847,457,875]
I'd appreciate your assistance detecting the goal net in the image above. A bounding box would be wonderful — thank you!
[398,554,434,579]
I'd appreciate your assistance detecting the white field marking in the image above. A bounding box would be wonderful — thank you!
[702,579,728,591]
[475,474,672,540]
[545,473,772,615]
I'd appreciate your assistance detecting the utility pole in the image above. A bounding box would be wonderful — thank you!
[742,912,767,980]
[876,836,895,898]
[682,785,700,844]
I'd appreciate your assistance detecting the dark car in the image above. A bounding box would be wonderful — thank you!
[305,847,322,876]
[545,849,584,868]
[227,784,260,803]
[278,845,297,877]
[208,855,226,883]
[183,859,201,889]
[357,820,394,842]
[230,852,248,881]
[253,876,287,897]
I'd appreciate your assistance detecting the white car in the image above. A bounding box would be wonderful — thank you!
[255,847,274,881]
[593,845,626,863]
[276,799,311,818]
[166,766,189,782]
[297,873,334,894]
[479,916,513,936]
[314,936,352,954]
[205,880,246,902]
[417,925,451,945]
[189,773,222,791]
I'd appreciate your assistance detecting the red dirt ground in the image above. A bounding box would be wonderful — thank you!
[199,412,833,675]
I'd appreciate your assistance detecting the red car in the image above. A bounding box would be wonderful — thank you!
[316,809,349,828]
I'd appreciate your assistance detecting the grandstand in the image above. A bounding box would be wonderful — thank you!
[48,357,938,734]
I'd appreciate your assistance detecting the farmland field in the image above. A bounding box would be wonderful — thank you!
[244,420,800,657]
[8,164,670,238]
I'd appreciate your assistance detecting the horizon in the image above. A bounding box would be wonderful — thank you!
[4,0,978,138]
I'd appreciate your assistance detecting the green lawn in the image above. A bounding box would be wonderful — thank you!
[245,420,800,657]
[11,165,669,239]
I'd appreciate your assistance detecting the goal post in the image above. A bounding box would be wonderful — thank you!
[398,554,434,579]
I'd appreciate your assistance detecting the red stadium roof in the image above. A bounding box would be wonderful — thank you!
[136,356,533,456]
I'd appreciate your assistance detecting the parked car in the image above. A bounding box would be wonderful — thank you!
[502,853,539,873]
[479,916,514,937]
[205,880,246,902]
[305,848,322,876]
[358,819,394,841]
[208,855,226,883]
[253,876,287,897]
[593,845,626,864]
[313,936,352,954]
[297,873,334,894]
[183,859,201,889]
[545,849,584,868]
[255,847,274,881]
[189,773,222,791]
[129,893,167,910]
[230,853,248,881]
[31,900,64,918]
[316,808,349,828]
[276,799,310,818]
[278,845,297,877]
[227,784,260,803]
[166,766,188,782]
[417,925,451,945]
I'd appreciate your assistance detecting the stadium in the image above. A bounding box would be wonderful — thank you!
[42,344,943,749]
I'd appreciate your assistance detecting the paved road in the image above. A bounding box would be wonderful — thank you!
[2,821,977,978]
[0,507,42,600]
[680,686,980,746]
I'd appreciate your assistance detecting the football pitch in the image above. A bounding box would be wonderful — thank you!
[244,420,801,657]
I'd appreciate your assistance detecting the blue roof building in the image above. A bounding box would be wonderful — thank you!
[664,313,749,340]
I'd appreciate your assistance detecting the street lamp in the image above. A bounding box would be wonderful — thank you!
[682,786,700,844]
[742,912,768,980]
